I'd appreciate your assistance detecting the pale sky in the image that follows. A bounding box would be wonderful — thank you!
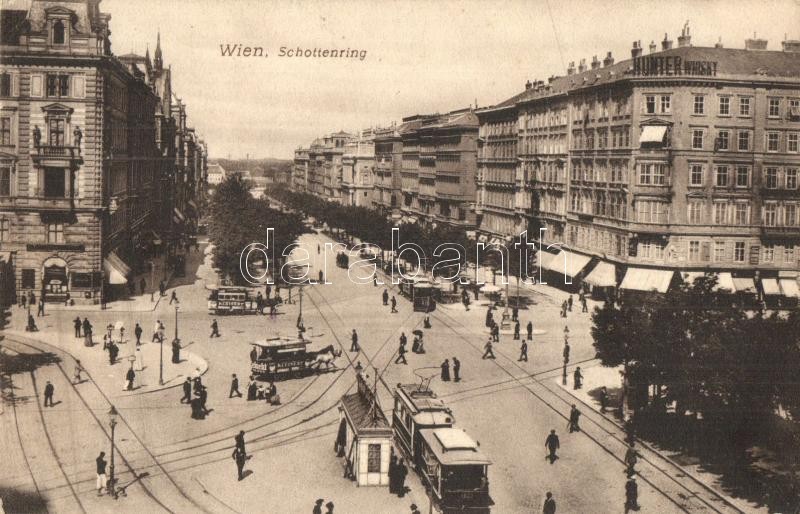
[22,0,800,159]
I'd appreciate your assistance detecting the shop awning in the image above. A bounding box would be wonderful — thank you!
[584,261,617,288]
[761,278,781,296]
[103,252,131,285]
[620,267,674,293]
[543,250,591,277]
[779,278,800,298]
[732,277,757,294]
[681,271,734,292]
[537,251,557,271]
[639,125,668,145]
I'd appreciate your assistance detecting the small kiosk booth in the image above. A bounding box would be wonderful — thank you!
[336,372,393,486]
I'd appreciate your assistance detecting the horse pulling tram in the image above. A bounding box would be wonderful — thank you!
[392,382,493,513]
[250,336,341,381]
[207,285,280,315]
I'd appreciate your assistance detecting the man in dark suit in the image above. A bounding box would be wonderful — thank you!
[43,381,55,407]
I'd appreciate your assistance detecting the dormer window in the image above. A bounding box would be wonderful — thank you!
[53,20,66,45]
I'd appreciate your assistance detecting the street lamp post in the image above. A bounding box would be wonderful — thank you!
[173,301,180,344]
[158,323,165,386]
[108,405,119,499]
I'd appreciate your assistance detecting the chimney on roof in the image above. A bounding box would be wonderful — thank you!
[578,58,587,73]
[631,40,642,58]
[603,51,614,67]
[678,21,691,47]
[745,33,768,50]
[525,80,532,90]
[591,55,601,70]
[715,37,724,49]
[662,33,673,50]
[649,40,657,53]
[782,39,800,52]
[548,75,556,83]
[567,61,576,75]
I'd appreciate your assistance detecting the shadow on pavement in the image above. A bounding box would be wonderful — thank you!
[0,486,48,513]
[0,350,61,405]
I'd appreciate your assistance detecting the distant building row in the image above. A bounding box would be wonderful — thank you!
[292,27,800,296]
[0,0,208,303]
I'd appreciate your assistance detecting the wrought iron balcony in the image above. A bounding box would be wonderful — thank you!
[31,145,83,162]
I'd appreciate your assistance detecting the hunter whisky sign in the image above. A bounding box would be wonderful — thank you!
[633,55,718,77]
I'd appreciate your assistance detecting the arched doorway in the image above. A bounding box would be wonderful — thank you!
[41,256,68,298]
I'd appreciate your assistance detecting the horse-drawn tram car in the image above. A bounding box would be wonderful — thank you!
[392,383,493,513]
[250,337,340,381]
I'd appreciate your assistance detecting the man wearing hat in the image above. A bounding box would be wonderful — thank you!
[325,501,334,514]
[312,499,324,514]
[410,504,421,514]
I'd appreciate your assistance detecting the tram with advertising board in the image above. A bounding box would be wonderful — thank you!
[207,285,281,315]
[250,336,341,381]
[392,383,492,513]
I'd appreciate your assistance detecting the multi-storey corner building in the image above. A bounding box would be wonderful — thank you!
[0,0,207,304]
[400,110,479,228]
[341,129,375,207]
[322,131,351,203]
[476,28,800,292]
[372,124,403,217]
[292,148,309,192]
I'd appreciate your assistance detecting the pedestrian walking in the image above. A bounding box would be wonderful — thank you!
[140,278,146,296]
[452,357,461,382]
[73,360,85,384]
[318,270,324,283]
[169,291,178,305]
[482,339,496,359]
[199,385,209,414]
[545,429,560,463]
[440,359,450,381]
[181,377,192,403]
[573,366,583,390]
[567,295,573,312]
[624,442,639,476]
[317,243,321,254]
[43,380,54,407]
[410,504,421,514]
[134,322,142,346]
[74,316,82,338]
[518,340,528,362]
[269,303,277,319]
[396,458,408,497]
[172,338,181,363]
[313,499,324,514]
[37,299,45,317]
[563,341,570,364]
[235,430,247,457]
[20,294,26,310]
[350,329,360,352]
[159,280,166,297]
[229,374,242,398]
[373,275,378,287]
[125,367,136,391]
[232,446,247,480]
[83,317,93,345]
[210,319,221,338]
[390,296,397,313]
[395,341,408,365]
[152,320,162,343]
[542,492,556,514]
[625,477,639,512]
[513,320,520,340]
[491,323,500,343]
[108,342,119,365]
[567,404,581,433]
[382,289,389,306]
[527,321,533,341]
[325,501,335,514]
[580,293,588,313]
[96,452,108,496]
[599,386,609,413]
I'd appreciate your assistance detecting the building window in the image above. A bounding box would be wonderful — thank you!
[738,131,751,151]
[785,245,795,263]
[22,269,35,289]
[735,166,750,188]
[689,164,704,186]
[53,20,66,45]
[786,204,798,226]
[46,223,64,243]
[788,133,798,153]
[763,245,774,262]
[734,241,745,262]
[0,73,9,97]
[638,163,666,185]
[715,165,729,187]
[716,130,729,151]
[645,95,656,114]
[0,117,10,146]
[0,219,8,242]
[48,118,65,146]
[765,167,779,189]
[46,74,69,98]
[660,95,671,114]
[714,241,726,262]
[766,132,780,152]
[691,129,704,149]
[636,200,667,223]
[689,240,700,261]
[764,203,778,226]
[43,167,66,198]
[0,166,10,196]
[693,95,704,115]
[734,202,749,225]
[713,202,729,224]
[787,168,798,190]
[719,96,730,116]
[768,97,781,118]
[688,201,704,223]
[739,97,751,116]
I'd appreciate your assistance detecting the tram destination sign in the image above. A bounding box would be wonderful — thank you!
[633,55,717,77]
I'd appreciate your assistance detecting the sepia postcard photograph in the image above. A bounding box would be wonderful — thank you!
[1,0,800,512]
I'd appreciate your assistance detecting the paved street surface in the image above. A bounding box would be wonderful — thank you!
[1,231,760,513]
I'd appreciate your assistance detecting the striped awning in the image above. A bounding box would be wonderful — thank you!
[584,261,617,288]
[779,278,800,298]
[732,277,757,293]
[681,272,734,292]
[620,267,674,293]
[103,251,131,285]
[761,278,781,296]
[542,250,591,277]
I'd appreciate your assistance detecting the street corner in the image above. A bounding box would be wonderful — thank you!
[116,341,210,397]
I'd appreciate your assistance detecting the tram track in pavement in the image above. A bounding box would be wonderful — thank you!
[2,335,206,514]
[426,302,745,514]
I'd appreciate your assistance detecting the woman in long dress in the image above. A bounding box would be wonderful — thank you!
[135,347,144,371]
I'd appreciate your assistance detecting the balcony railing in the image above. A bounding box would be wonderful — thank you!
[32,145,82,161]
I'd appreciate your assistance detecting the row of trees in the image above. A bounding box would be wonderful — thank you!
[208,175,304,284]
[267,185,539,281]
[592,274,800,435]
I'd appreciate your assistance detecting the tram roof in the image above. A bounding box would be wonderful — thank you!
[397,384,450,412]
[419,428,491,466]
[252,337,310,348]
